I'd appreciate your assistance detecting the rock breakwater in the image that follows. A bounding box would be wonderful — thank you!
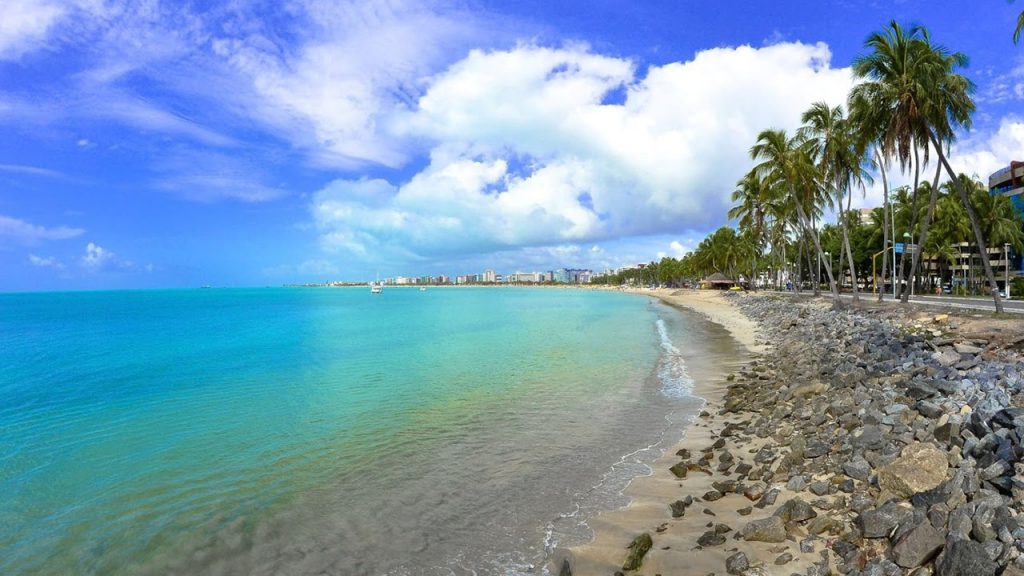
[702,294,1024,575]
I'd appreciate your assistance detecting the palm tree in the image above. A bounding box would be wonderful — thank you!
[1016,9,1024,44]
[750,129,841,300]
[799,102,870,302]
[729,172,768,290]
[851,21,1001,311]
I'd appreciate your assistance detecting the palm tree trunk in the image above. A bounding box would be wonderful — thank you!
[929,131,1004,313]
[906,153,943,301]
[794,198,841,301]
[897,145,923,302]
[839,190,859,302]
[795,237,805,294]
[878,150,891,302]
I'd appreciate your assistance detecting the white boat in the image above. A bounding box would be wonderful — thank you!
[371,272,383,294]
[419,286,427,292]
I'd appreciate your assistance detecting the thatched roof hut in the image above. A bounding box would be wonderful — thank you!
[700,272,738,290]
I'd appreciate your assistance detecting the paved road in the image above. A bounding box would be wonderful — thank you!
[838,292,1024,314]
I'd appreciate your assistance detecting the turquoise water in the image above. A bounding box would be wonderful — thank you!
[0,287,738,575]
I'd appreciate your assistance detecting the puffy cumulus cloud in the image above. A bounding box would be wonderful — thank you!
[0,214,84,244]
[951,120,1024,182]
[81,242,115,269]
[312,42,854,261]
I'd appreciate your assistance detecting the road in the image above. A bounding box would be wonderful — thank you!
[843,292,1024,314]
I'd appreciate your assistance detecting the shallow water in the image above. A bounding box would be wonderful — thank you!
[0,287,740,575]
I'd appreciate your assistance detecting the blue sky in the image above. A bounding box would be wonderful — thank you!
[2,0,1023,291]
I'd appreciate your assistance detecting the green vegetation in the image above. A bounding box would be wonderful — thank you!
[593,21,1024,311]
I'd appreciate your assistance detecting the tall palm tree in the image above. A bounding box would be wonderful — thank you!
[799,102,870,302]
[729,172,768,290]
[750,129,841,300]
[1016,9,1024,44]
[851,21,1001,311]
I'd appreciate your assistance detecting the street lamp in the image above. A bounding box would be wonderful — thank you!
[1005,243,1012,299]
[824,251,830,289]
[902,232,911,297]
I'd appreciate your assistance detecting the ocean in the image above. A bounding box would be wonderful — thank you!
[0,287,741,575]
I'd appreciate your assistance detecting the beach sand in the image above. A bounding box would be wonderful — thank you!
[559,289,821,575]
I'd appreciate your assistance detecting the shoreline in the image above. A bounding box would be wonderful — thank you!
[562,290,1024,576]
[559,289,828,575]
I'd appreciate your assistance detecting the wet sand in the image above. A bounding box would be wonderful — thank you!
[560,290,820,575]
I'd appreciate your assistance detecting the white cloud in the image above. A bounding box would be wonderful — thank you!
[0,0,67,60]
[0,163,62,177]
[298,259,340,276]
[0,214,84,244]
[210,0,489,168]
[28,254,65,269]
[952,119,1024,183]
[312,42,854,261]
[669,240,689,258]
[81,242,115,269]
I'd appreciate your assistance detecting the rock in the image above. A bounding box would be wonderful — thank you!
[843,457,871,481]
[878,443,949,498]
[775,497,817,523]
[804,440,829,458]
[807,515,841,536]
[891,520,944,568]
[703,490,723,502]
[850,426,885,450]
[669,462,688,478]
[935,539,997,576]
[858,502,914,539]
[670,498,691,518]
[808,481,830,496]
[954,342,983,354]
[725,551,749,575]
[800,538,816,553]
[786,475,807,491]
[734,462,752,476]
[743,482,766,501]
[558,558,572,576]
[741,516,787,543]
[697,530,726,546]
[916,400,944,418]
[622,533,653,571]
[774,552,793,565]
[675,448,691,459]
[737,506,752,516]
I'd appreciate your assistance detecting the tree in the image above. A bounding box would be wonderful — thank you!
[750,129,841,301]
[851,21,1001,311]
[800,101,871,301]
[1016,9,1024,44]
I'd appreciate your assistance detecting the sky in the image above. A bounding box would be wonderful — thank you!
[1,0,1023,291]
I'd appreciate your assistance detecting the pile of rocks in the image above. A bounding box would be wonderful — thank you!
[709,295,1024,575]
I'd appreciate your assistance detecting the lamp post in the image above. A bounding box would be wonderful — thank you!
[902,232,911,298]
[1006,243,1011,300]
[824,251,830,290]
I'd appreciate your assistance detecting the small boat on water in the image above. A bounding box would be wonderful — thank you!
[371,283,383,294]
[419,286,427,292]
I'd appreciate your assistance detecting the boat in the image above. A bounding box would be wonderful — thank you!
[419,286,427,292]
[371,272,383,294]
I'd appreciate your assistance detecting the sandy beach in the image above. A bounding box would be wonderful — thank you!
[559,289,821,575]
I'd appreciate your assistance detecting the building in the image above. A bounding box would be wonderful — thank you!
[990,161,1024,211]
[483,269,496,283]
[858,207,875,225]
[989,161,1024,294]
